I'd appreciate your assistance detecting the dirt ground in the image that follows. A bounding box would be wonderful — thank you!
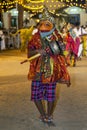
[0,50,87,130]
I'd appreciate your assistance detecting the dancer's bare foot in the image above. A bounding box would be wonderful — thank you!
[39,115,47,123]
[46,116,56,127]
[67,82,71,87]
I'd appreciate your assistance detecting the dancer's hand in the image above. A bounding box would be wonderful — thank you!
[36,49,46,55]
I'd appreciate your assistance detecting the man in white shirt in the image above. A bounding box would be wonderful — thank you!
[0,29,6,51]
[73,23,87,59]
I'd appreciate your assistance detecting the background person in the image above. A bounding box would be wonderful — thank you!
[0,29,6,51]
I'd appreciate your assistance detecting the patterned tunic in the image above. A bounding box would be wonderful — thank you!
[27,29,71,86]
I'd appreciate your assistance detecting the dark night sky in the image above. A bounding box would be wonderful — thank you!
[64,0,86,4]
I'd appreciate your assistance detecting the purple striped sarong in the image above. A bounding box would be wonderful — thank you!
[31,81,56,101]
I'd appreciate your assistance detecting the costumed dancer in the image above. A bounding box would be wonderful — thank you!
[82,34,87,56]
[73,22,87,60]
[62,23,80,67]
[82,25,87,56]
[10,26,33,51]
[27,7,71,126]
[67,23,80,66]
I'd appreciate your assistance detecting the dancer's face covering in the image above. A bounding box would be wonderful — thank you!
[38,20,53,32]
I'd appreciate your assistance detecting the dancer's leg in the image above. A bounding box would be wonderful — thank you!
[34,100,46,117]
[47,101,55,117]
[46,101,56,126]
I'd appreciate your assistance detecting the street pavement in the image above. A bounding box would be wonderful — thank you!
[0,50,87,130]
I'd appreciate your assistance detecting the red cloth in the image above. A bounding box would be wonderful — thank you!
[65,33,80,56]
[27,30,71,86]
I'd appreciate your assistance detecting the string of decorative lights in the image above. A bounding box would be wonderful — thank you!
[0,0,87,12]
[26,0,44,3]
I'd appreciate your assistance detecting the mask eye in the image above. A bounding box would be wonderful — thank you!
[45,22,51,27]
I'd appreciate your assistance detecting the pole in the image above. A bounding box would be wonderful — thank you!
[16,2,20,49]
[20,53,41,64]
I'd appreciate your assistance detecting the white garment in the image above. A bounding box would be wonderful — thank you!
[32,28,38,35]
[73,27,87,37]
[85,27,87,32]
[0,30,6,50]
[73,27,87,57]
[1,38,5,50]
[78,44,83,57]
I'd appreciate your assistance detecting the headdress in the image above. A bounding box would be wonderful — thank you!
[39,5,55,24]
